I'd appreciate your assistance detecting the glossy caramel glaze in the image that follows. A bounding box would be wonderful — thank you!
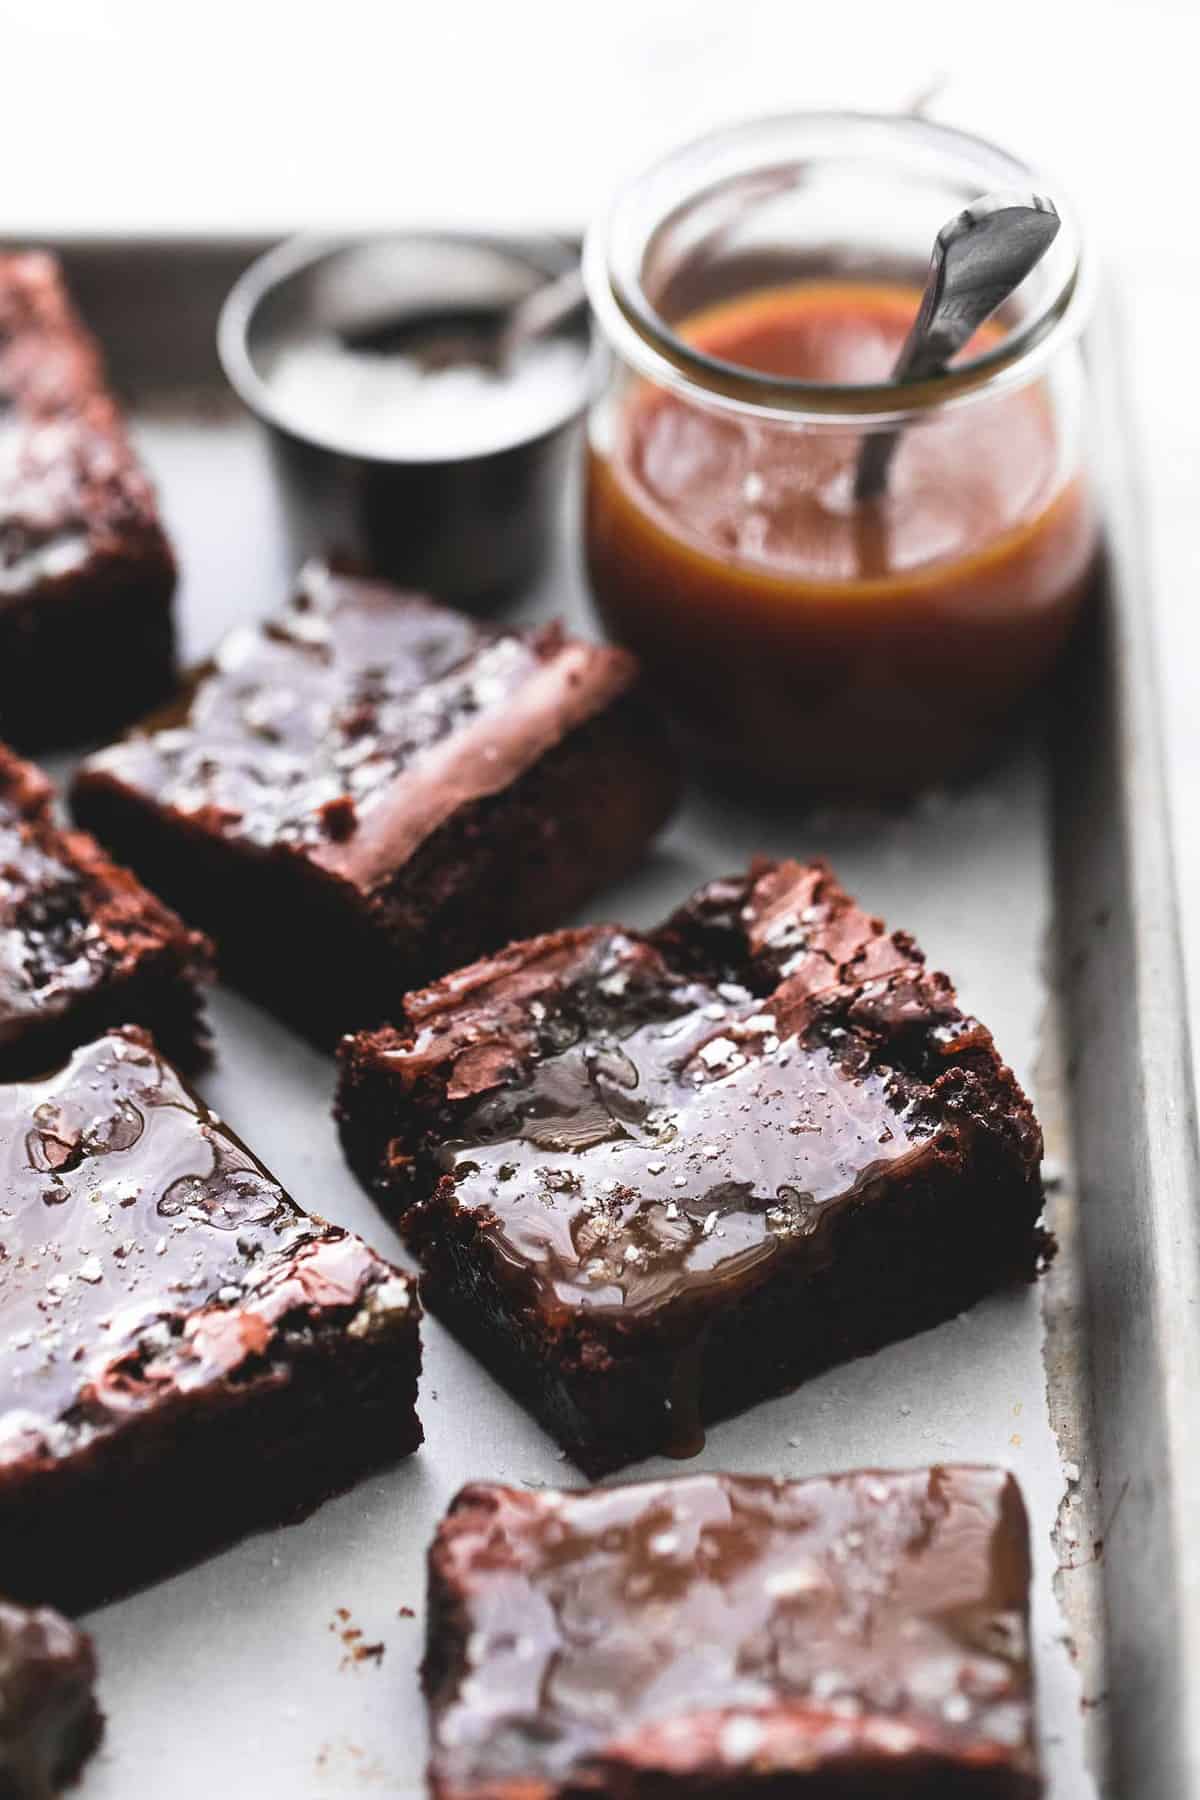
[425,1468,1040,1796]
[436,938,922,1320]
[586,281,1098,791]
[349,859,1039,1329]
[0,745,212,1073]
[77,563,643,893]
[0,1028,418,1473]
[0,1598,99,1794]
[0,252,173,605]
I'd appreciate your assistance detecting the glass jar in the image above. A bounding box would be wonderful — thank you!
[582,113,1098,795]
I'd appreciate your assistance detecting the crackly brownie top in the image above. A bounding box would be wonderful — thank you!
[0,1596,95,1758]
[351,859,1041,1322]
[0,251,172,605]
[427,1468,1037,1793]
[0,745,211,1050]
[78,562,642,888]
[0,1028,417,1473]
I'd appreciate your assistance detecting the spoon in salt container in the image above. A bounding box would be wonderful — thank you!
[853,190,1061,503]
[340,263,588,375]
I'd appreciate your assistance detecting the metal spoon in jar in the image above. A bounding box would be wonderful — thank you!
[853,190,1061,503]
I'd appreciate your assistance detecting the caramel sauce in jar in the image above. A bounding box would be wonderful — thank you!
[586,278,1097,793]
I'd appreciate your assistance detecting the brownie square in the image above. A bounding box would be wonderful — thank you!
[424,1467,1041,1798]
[0,1598,101,1797]
[0,743,212,1080]
[71,562,678,1046]
[0,251,177,749]
[337,858,1044,1474]
[0,1026,422,1611]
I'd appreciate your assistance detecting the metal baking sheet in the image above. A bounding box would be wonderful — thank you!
[16,240,1190,1799]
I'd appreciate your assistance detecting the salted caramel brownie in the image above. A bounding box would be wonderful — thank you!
[338,858,1044,1473]
[0,743,211,1078]
[425,1467,1041,1797]
[0,1598,101,1797]
[72,562,678,1045]
[0,251,176,749]
[0,1027,422,1610]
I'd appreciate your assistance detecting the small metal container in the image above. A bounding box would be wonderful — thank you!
[217,232,595,609]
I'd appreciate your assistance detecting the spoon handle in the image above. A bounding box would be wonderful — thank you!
[496,265,588,368]
[854,190,1060,504]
